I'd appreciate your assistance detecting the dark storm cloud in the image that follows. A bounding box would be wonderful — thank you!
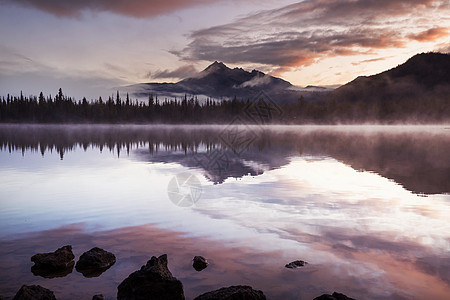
[175,0,449,71]
[149,65,198,79]
[0,0,220,18]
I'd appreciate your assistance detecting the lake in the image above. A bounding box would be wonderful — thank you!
[0,124,449,299]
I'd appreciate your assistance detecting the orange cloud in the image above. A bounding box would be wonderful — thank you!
[408,27,449,42]
[175,0,450,72]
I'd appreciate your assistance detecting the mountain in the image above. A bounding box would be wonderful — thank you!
[126,61,332,103]
[325,52,450,103]
[177,61,291,96]
[126,52,449,105]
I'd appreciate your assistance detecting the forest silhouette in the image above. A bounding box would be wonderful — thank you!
[0,88,448,124]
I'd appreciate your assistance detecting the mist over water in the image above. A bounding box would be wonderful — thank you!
[0,124,449,299]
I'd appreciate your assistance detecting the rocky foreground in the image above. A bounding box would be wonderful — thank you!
[7,245,355,299]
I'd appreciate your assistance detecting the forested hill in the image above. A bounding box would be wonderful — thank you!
[325,52,450,103]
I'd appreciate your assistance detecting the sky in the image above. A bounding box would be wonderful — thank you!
[0,0,449,99]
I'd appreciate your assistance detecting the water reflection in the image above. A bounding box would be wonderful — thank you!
[31,262,74,279]
[0,125,449,300]
[0,223,448,300]
[75,265,114,278]
[1,124,448,194]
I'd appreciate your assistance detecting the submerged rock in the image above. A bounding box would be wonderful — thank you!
[313,292,356,300]
[75,247,116,278]
[194,285,266,300]
[31,245,75,277]
[92,295,104,300]
[117,254,184,300]
[285,260,307,269]
[193,256,208,271]
[13,285,56,300]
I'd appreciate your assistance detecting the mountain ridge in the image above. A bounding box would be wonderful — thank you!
[127,61,328,103]
[126,52,450,105]
[325,52,450,103]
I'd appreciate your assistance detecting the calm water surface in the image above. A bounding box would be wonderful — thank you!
[0,124,449,299]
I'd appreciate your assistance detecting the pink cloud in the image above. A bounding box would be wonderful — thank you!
[408,27,449,42]
[174,0,448,71]
[2,0,222,18]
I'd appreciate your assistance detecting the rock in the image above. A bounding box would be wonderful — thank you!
[13,285,56,300]
[194,285,266,300]
[313,292,356,300]
[193,256,208,271]
[31,245,75,269]
[117,254,185,300]
[31,245,75,277]
[285,260,307,269]
[92,295,104,300]
[75,247,116,278]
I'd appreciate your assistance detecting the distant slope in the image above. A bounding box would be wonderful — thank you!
[325,52,450,102]
[126,61,332,103]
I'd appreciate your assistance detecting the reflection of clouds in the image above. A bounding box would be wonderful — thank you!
[193,157,450,298]
[198,157,449,247]
[1,223,449,300]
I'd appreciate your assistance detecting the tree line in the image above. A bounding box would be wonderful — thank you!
[0,89,448,123]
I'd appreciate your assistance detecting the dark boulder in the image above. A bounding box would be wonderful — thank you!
[313,292,356,300]
[193,256,208,271]
[13,285,56,300]
[75,247,116,278]
[194,285,266,300]
[92,295,104,300]
[31,245,75,278]
[117,254,184,300]
[285,260,307,269]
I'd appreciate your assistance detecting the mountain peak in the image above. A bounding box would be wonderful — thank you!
[204,61,229,72]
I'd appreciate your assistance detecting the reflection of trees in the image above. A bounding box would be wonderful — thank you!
[0,125,222,159]
[1,125,448,194]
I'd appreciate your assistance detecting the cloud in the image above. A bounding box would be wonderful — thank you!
[239,74,272,88]
[434,42,450,53]
[174,0,449,72]
[408,27,449,42]
[351,56,393,66]
[0,0,221,18]
[149,64,198,79]
[175,27,404,69]
[0,45,126,99]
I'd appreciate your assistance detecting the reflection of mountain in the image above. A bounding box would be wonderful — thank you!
[127,61,332,103]
[134,147,292,184]
[1,125,448,194]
